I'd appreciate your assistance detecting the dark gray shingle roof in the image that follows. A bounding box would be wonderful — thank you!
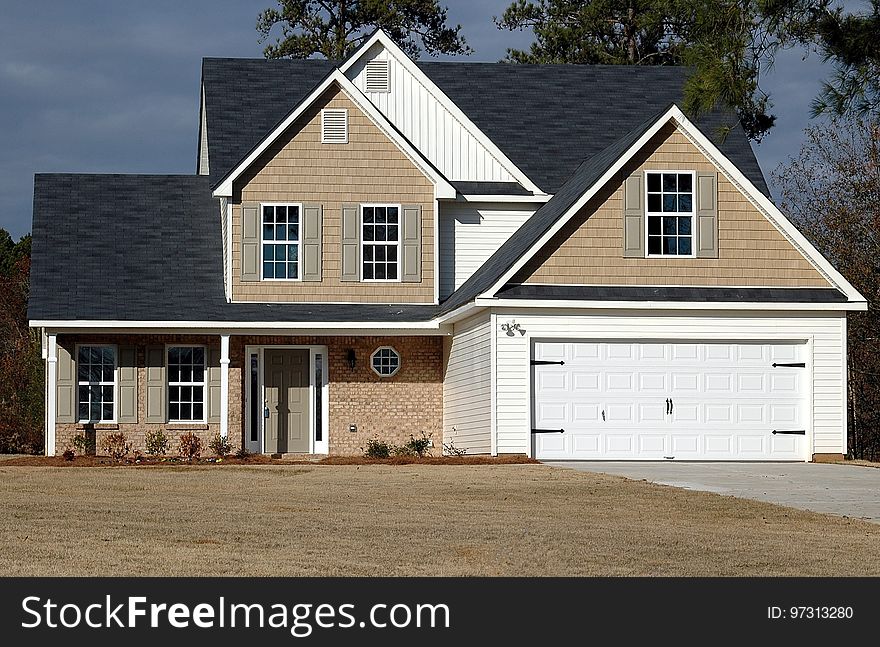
[201,58,335,187]
[201,58,769,196]
[420,62,768,195]
[28,174,437,322]
[495,284,847,303]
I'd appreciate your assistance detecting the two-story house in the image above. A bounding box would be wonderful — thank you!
[29,30,866,462]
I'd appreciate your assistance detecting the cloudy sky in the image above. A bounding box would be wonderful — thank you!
[0,0,841,238]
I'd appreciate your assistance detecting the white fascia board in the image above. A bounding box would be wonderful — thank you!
[212,69,455,200]
[339,30,545,195]
[30,320,449,332]
[476,297,867,312]
[448,194,553,203]
[480,104,867,305]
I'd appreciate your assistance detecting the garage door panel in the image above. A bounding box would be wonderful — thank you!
[573,372,600,391]
[533,340,807,461]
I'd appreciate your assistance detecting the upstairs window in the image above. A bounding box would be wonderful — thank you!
[77,346,116,423]
[262,204,300,280]
[321,108,348,144]
[362,205,400,281]
[646,171,694,256]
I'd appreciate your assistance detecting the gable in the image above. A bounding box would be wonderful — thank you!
[231,84,435,304]
[513,124,831,289]
[345,42,528,187]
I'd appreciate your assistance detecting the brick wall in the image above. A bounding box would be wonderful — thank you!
[54,334,443,457]
[232,336,443,455]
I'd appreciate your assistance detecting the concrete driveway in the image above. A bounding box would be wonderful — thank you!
[546,462,880,523]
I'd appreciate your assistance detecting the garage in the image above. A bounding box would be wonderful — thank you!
[532,340,808,461]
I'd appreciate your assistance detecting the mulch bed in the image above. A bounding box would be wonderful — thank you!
[0,454,537,467]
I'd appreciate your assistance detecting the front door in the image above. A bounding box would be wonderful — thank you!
[264,349,311,453]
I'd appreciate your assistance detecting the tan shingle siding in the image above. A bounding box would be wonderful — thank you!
[231,86,435,303]
[518,125,830,287]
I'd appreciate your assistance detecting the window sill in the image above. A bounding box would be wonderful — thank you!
[76,423,118,430]
[165,424,209,431]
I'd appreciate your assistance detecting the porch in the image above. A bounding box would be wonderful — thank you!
[45,334,444,457]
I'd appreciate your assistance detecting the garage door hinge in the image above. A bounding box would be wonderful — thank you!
[531,428,564,434]
[772,429,806,435]
[772,362,806,368]
[531,360,565,366]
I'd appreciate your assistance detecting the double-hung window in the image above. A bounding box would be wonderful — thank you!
[168,347,205,423]
[646,171,694,256]
[362,205,399,281]
[262,204,301,280]
[77,346,116,422]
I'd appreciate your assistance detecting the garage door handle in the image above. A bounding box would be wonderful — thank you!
[772,429,806,435]
[531,360,565,366]
[531,428,565,434]
[772,362,805,368]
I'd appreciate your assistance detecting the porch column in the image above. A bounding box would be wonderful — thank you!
[46,333,57,456]
[220,334,230,439]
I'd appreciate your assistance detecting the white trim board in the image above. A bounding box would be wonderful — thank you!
[478,298,866,312]
[339,30,545,196]
[212,68,455,200]
[478,104,867,306]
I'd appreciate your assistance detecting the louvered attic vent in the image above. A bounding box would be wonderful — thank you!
[321,108,348,144]
[365,59,390,93]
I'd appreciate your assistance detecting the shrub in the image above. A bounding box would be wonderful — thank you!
[363,437,393,459]
[62,448,75,461]
[145,429,169,456]
[100,432,131,460]
[178,432,202,461]
[208,433,234,458]
[72,433,96,456]
[235,446,251,460]
[442,440,467,457]
[397,432,432,457]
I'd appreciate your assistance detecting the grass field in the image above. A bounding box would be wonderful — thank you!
[1,463,878,576]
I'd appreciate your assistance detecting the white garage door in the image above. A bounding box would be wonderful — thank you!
[532,341,808,461]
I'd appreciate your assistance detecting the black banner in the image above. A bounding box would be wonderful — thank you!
[0,578,874,644]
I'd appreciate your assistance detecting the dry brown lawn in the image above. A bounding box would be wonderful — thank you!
[1,463,878,576]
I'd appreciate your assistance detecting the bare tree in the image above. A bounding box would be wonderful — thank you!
[774,116,880,459]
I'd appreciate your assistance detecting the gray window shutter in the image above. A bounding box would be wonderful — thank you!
[207,347,221,423]
[622,173,644,257]
[696,172,718,258]
[401,204,422,282]
[302,203,323,282]
[145,346,166,424]
[117,345,138,423]
[341,204,360,282]
[56,343,76,423]
[241,203,260,282]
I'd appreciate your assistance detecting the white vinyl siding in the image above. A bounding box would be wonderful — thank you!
[491,311,847,458]
[439,202,535,298]
[443,311,492,453]
[347,45,517,183]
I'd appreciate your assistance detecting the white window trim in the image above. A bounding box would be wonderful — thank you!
[260,202,303,282]
[166,345,207,424]
[360,203,402,283]
[321,108,349,144]
[75,344,118,424]
[644,170,697,259]
[370,346,401,377]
